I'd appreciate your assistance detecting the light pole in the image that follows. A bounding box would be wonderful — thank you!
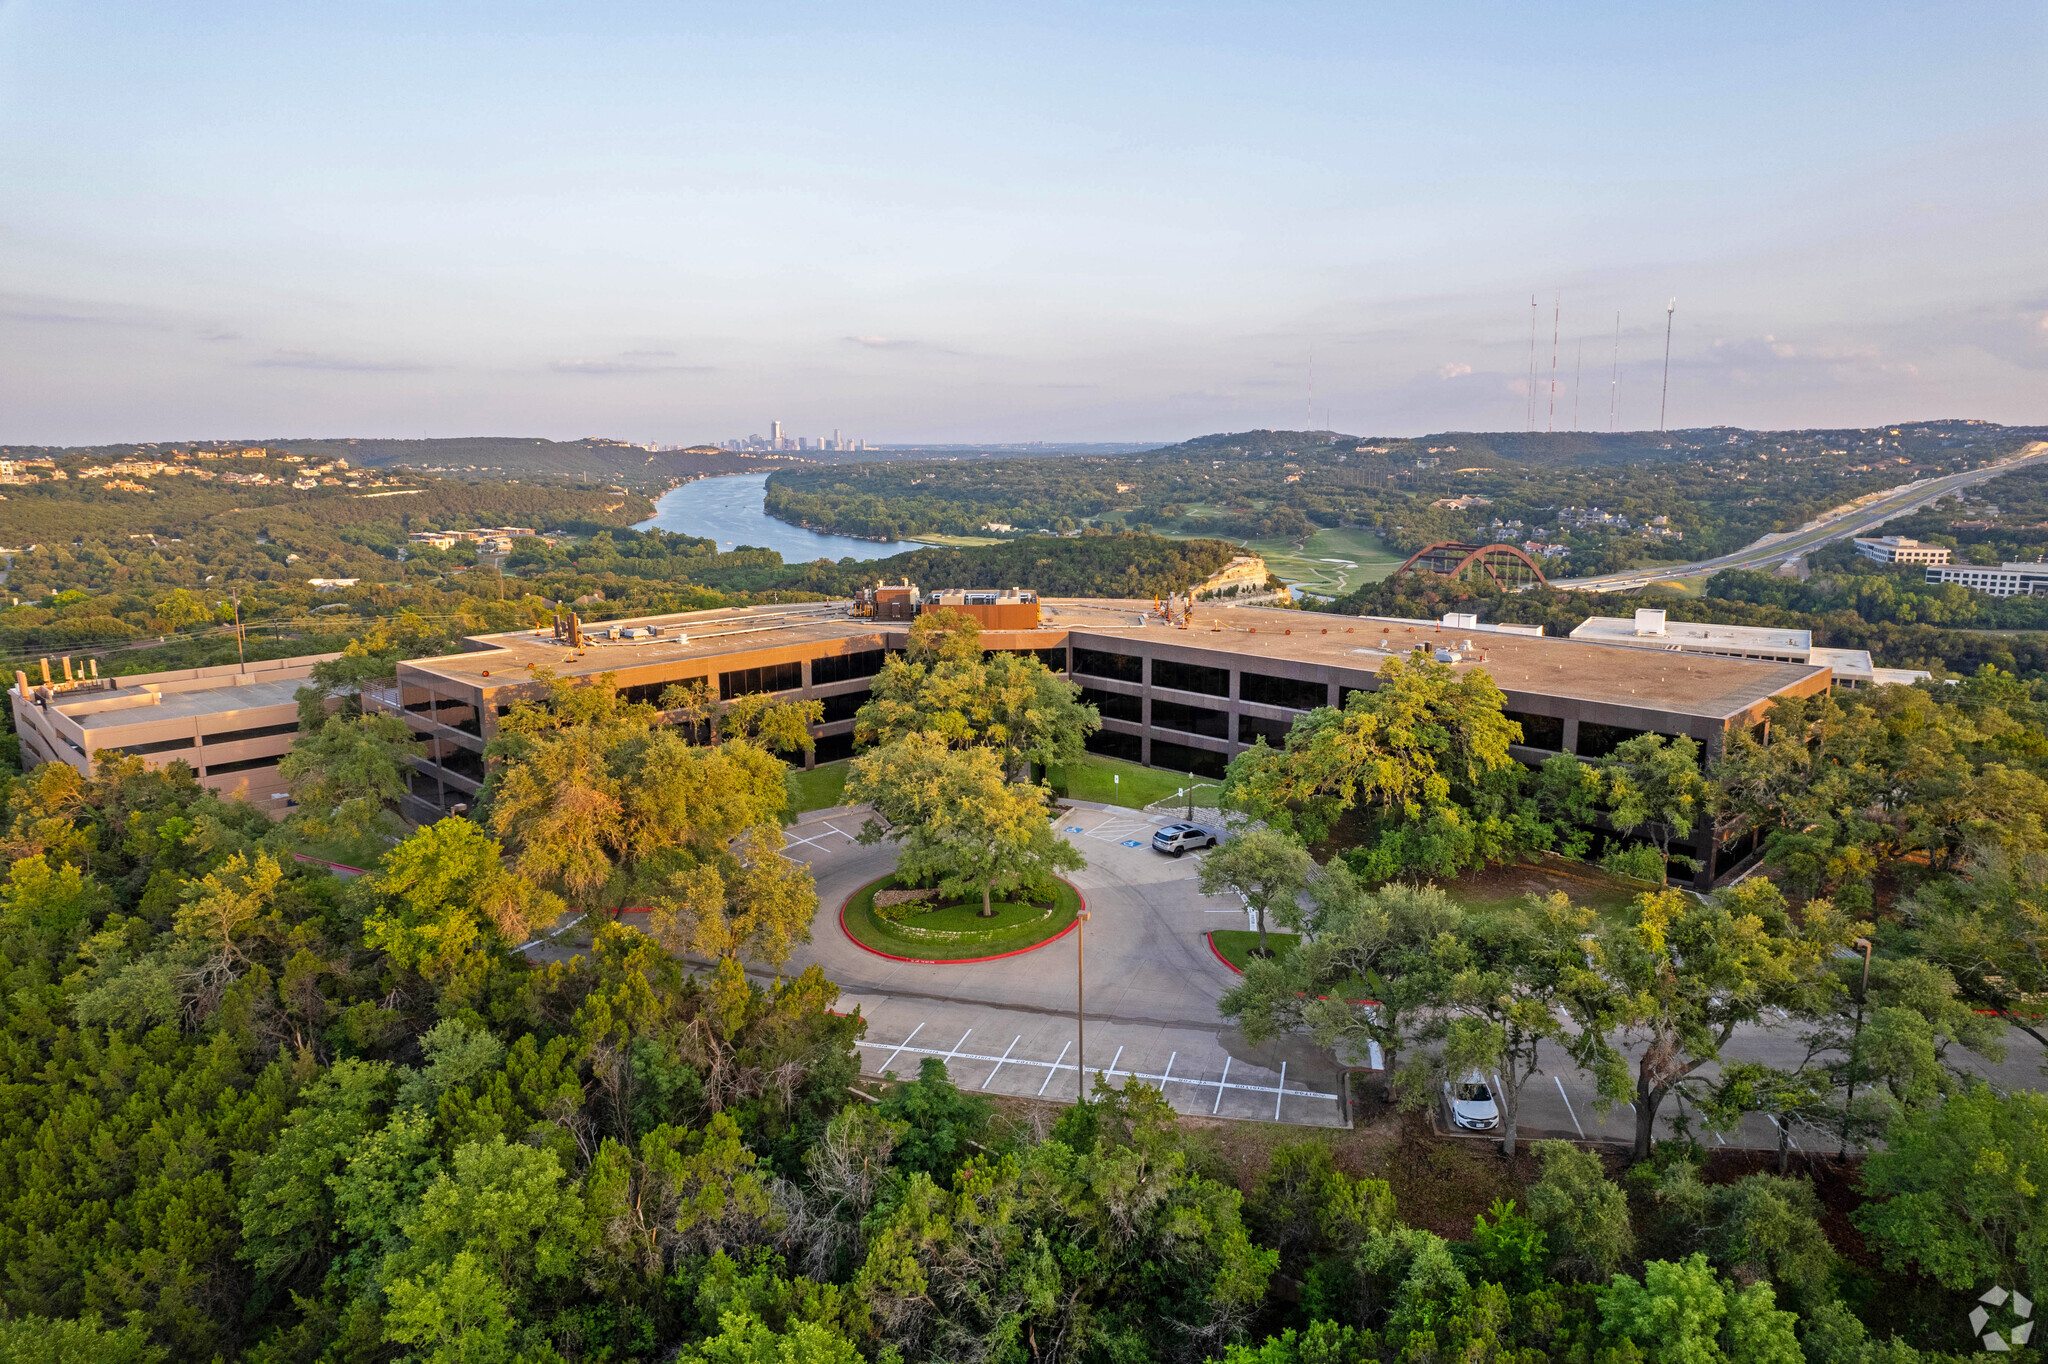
[1840,936,1875,1158]
[1076,909,1091,1101]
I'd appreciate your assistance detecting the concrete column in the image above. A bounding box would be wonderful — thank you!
[1562,717,1581,755]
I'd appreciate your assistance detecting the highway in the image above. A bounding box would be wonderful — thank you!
[1550,440,2048,592]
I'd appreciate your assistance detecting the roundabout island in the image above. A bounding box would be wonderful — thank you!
[840,873,1084,963]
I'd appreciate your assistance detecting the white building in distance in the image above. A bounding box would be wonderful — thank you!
[1854,535,1951,565]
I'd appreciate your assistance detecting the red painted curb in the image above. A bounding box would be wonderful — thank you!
[1206,930,1243,974]
[839,877,1086,965]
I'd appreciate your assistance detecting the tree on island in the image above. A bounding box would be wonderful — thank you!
[847,733,1082,916]
[855,609,1097,778]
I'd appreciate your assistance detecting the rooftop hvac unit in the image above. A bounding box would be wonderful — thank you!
[1634,608,1668,637]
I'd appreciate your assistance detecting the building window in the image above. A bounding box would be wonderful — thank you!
[988,647,1066,671]
[719,661,803,700]
[1152,658,1230,697]
[819,689,868,723]
[1240,671,1329,710]
[1238,712,1294,746]
[1503,710,1565,751]
[1073,648,1143,684]
[95,735,196,757]
[201,720,302,745]
[1339,685,1370,709]
[813,732,856,763]
[1575,721,1646,759]
[813,649,887,685]
[1084,729,1143,762]
[1151,698,1229,739]
[1150,738,1229,778]
[619,677,699,706]
[203,754,280,776]
[1079,686,1142,723]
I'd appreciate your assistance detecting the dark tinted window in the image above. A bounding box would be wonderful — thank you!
[813,649,886,685]
[1152,698,1229,739]
[1150,738,1228,778]
[819,689,868,723]
[203,754,279,776]
[1241,672,1328,710]
[201,720,301,746]
[719,661,804,700]
[1238,712,1294,746]
[1339,685,1370,709]
[1503,710,1565,751]
[1575,721,1646,759]
[1079,687,1141,723]
[813,733,856,763]
[1152,658,1229,697]
[1072,648,1142,683]
[1084,729,1143,762]
[96,735,195,757]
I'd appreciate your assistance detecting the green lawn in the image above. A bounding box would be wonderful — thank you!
[1210,929,1373,999]
[1048,753,1221,810]
[1162,523,1402,599]
[1427,858,1651,927]
[842,874,1082,961]
[1210,929,1301,971]
[785,759,851,819]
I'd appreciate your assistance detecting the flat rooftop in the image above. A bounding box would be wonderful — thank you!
[65,677,304,730]
[1568,614,1812,655]
[399,599,1824,724]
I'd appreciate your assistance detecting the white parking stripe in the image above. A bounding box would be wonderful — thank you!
[1104,1044,1124,1084]
[942,1029,972,1068]
[853,1039,1337,1105]
[1214,1056,1232,1114]
[1275,1061,1287,1120]
[876,1022,924,1077]
[1554,1075,1586,1139]
[983,1035,1021,1090]
[1038,1041,1071,1097]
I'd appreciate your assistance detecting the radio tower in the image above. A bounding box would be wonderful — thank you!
[1547,292,1561,433]
[1658,298,1676,432]
[1573,339,1583,431]
[1609,312,1620,431]
[1526,296,1538,431]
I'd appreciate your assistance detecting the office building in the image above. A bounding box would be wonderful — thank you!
[1854,535,1951,566]
[1924,561,2048,597]
[1567,609,1929,688]
[9,654,342,813]
[375,595,1846,887]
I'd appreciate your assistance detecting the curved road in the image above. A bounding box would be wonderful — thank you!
[1552,440,2048,592]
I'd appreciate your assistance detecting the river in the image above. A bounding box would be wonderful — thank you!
[632,472,927,563]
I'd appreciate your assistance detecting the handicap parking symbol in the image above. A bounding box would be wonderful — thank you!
[1065,826,1084,833]
[1121,839,1144,847]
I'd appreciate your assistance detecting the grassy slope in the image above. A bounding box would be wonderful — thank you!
[785,760,851,817]
[1049,754,1220,809]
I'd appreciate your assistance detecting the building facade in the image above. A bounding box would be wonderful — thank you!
[1925,561,2048,596]
[373,597,1836,888]
[1854,535,1951,566]
[8,654,341,813]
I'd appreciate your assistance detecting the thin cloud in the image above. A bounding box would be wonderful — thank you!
[842,335,969,357]
[0,293,170,330]
[549,358,714,376]
[254,349,434,373]
[1438,362,1473,379]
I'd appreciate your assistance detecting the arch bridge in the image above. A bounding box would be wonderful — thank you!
[1391,541,1550,590]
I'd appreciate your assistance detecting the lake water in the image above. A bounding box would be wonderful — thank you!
[632,472,927,563]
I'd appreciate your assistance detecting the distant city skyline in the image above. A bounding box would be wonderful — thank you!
[2,2,2042,446]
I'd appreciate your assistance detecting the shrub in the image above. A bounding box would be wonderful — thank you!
[1601,843,1667,883]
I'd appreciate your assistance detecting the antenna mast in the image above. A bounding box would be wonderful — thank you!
[1658,298,1676,432]
[1547,291,1561,433]
[1527,296,1538,431]
[1609,312,1620,431]
[1573,339,1582,431]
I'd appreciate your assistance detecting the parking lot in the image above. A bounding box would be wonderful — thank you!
[781,801,1354,1127]
[778,801,2048,1145]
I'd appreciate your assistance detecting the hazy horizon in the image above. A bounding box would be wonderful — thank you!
[3,2,2042,446]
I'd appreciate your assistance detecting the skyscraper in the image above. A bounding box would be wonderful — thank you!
[833,427,843,451]
[771,420,784,450]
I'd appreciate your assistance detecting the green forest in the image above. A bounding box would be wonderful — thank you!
[761,422,2044,577]
[5,614,2048,1360]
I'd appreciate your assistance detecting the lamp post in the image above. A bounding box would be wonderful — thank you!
[1840,936,1875,1158]
[1076,909,1091,1100]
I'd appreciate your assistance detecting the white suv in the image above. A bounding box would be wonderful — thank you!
[1151,823,1217,857]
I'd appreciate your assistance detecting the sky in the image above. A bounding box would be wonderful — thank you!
[2,1,2043,447]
